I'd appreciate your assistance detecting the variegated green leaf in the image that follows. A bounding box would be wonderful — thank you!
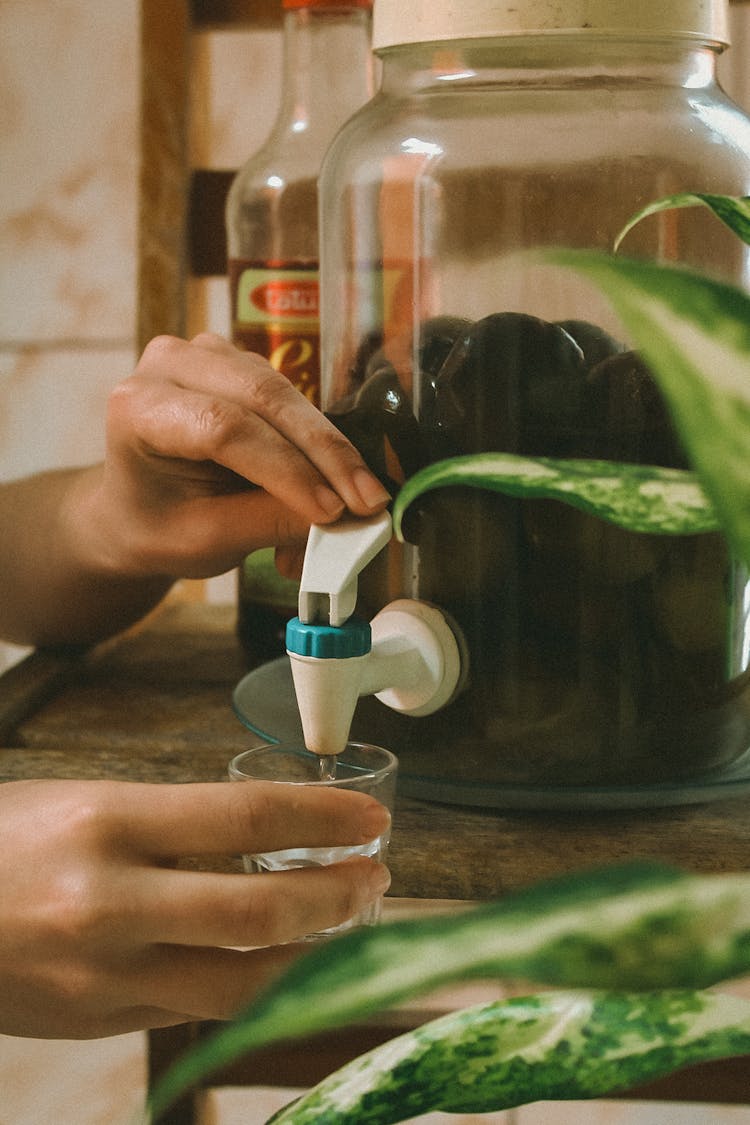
[268,990,750,1125]
[149,863,750,1118]
[614,193,750,252]
[538,252,750,568]
[391,453,717,542]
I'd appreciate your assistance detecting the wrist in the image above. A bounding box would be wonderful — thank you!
[61,464,166,582]
[0,468,174,647]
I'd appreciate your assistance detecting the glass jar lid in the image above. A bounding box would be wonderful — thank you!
[373,0,729,52]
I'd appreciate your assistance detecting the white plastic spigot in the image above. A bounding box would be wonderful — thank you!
[286,512,464,757]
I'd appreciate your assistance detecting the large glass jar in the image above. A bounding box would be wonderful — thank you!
[318,0,750,796]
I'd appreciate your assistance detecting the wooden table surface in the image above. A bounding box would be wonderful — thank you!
[2,600,749,901]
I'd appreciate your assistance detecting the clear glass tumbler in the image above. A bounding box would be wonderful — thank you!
[228,740,397,938]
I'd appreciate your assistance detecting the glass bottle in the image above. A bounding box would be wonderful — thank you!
[318,0,750,795]
[226,0,374,662]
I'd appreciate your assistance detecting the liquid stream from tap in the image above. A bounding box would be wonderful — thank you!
[317,754,337,780]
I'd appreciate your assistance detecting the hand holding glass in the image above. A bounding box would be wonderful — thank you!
[228,741,397,939]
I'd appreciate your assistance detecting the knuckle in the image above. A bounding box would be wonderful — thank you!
[239,881,279,946]
[309,421,359,464]
[235,784,277,847]
[107,354,176,439]
[40,789,122,944]
[138,333,184,371]
[193,397,245,456]
[106,374,143,427]
[190,330,229,350]
[244,366,296,416]
[48,868,114,946]
[56,786,113,848]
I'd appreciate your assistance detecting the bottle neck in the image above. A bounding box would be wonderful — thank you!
[278,6,374,145]
[378,35,720,96]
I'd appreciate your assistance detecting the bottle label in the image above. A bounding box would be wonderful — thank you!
[229,260,320,406]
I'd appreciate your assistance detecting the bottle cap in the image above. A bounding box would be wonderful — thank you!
[373,0,729,52]
[284,0,372,10]
[286,616,372,659]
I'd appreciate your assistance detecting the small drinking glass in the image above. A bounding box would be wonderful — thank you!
[228,740,397,938]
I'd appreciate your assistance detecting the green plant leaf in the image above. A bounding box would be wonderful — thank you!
[536,252,750,568]
[614,193,750,252]
[148,863,750,1118]
[391,454,717,542]
[267,990,750,1124]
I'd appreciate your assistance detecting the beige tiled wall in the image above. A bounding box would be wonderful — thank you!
[1,3,750,1123]
[1,1,139,444]
[0,0,142,669]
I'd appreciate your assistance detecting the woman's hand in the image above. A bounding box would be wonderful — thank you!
[0,333,390,644]
[0,778,390,1039]
[91,332,391,579]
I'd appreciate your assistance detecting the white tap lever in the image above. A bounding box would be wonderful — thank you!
[286,512,466,758]
[297,510,392,626]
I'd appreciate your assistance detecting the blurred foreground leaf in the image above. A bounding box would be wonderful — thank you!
[267,990,750,1124]
[149,863,750,1118]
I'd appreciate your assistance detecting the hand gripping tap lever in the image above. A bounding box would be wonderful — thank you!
[285,510,465,758]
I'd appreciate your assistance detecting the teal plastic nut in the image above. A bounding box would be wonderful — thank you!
[285,616,372,659]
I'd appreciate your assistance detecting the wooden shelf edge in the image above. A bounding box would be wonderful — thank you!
[0,647,88,747]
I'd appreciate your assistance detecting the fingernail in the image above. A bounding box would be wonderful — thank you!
[369,862,392,896]
[353,467,391,511]
[315,485,346,518]
[341,854,391,894]
[362,801,391,841]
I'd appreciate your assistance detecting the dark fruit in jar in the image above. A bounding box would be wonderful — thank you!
[327,315,473,482]
[583,349,687,467]
[430,312,587,458]
[555,319,625,369]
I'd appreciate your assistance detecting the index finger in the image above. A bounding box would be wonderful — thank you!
[159,334,391,517]
[103,780,391,859]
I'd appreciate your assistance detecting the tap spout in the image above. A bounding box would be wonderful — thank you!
[286,599,464,758]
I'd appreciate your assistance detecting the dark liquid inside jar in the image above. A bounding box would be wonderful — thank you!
[327,311,750,787]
